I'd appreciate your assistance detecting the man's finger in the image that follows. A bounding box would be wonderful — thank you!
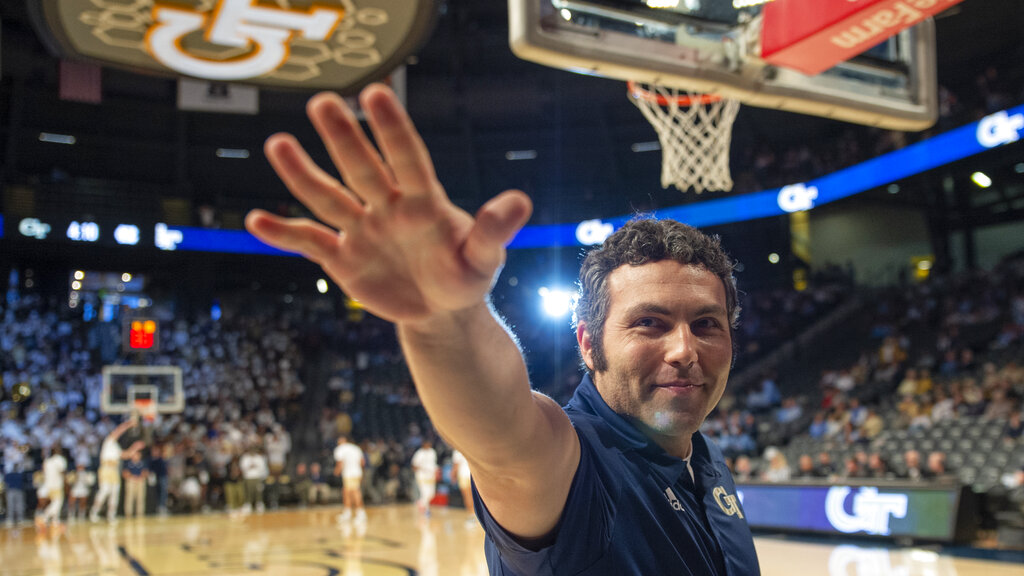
[461,190,533,275]
[265,133,364,229]
[360,84,440,195]
[245,210,343,264]
[306,92,398,203]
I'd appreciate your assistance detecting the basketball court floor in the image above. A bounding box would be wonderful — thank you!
[3,505,1022,576]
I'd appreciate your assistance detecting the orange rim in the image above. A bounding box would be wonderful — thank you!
[627,80,722,107]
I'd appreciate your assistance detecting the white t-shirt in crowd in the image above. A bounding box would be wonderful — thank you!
[334,442,365,478]
[411,447,438,483]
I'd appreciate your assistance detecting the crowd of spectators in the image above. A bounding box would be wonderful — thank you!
[0,292,308,525]
[737,252,1024,504]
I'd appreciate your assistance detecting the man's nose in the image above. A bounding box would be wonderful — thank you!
[665,324,698,368]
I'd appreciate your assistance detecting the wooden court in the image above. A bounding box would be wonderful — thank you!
[2,505,1021,576]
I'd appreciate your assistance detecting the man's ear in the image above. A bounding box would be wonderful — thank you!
[576,321,595,372]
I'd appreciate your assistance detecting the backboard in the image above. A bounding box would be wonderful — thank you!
[509,0,938,131]
[101,365,184,416]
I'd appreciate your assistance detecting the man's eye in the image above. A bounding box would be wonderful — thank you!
[635,318,657,328]
[695,318,721,330]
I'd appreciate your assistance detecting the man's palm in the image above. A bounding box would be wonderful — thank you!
[245,85,531,324]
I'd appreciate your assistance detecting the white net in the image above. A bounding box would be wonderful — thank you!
[628,82,740,194]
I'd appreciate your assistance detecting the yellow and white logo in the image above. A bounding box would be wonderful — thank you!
[39,0,435,90]
[712,486,744,519]
[146,0,344,80]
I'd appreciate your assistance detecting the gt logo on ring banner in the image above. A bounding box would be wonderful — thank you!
[147,0,344,81]
[34,0,437,90]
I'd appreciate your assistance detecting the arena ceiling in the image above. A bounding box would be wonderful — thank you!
[0,0,1021,242]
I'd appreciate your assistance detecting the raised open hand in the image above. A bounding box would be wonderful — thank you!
[246,84,532,324]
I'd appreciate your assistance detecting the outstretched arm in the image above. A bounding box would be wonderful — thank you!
[246,85,579,539]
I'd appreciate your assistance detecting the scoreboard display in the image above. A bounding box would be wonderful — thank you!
[123,318,159,353]
[4,215,179,249]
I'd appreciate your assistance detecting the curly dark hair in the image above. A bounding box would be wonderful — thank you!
[574,218,739,374]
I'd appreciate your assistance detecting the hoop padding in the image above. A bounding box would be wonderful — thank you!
[628,82,740,194]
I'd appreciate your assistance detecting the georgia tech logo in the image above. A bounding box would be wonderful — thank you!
[825,486,907,536]
[976,109,1024,149]
[575,219,615,246]
[777,183,819,213]
[712,486,744,519]
[145,0,345,81]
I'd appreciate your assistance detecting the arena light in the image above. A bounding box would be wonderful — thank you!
[538,287,578,318]
[122,273,132,282]
[645,0,679,8]
[768,253,780,264]
[560,8,572,20]
[631,141,661,153]
[316,278,329,294]
[216,148,250,159]
[505,150,538,161]
[74,270,85,280]
[970,171,992,188]
[39,132,76,145]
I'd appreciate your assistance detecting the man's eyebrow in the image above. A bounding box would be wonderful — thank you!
[621,303,672,317]
[620,302,727,318]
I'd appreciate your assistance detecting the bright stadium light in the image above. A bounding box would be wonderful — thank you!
[538,287,578,318]
[970,171,992,188]
[316,279,329,294]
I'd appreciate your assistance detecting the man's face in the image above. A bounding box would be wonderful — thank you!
[578,261,732,450]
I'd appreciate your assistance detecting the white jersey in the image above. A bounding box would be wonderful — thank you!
[452,450,471,483]
[411,447,438,482]
[43,454,68,492]
[99,437,123,464]
[334,442,364,478]
[239,453,269,480]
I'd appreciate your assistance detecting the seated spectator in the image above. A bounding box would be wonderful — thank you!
[816,452,837,479]
[926,451,955,482]
[761,447,791,483]
[900,450,927,481]
[983,388,1015,421]
[841,456,868,480]
[860,409,884,440]
[293,463,311,507]
[847,398,867,428]
[931,389,955,422]
[897,368,919,397]
[308,462,330,505]
[808,412,827,439]
[1005,409,1023,443]
[794,454,819,480]
[775,398,803,425]
[733,455,755,482]
[867,453,893,479]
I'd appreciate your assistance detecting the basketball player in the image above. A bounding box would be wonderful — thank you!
[37,446,67,533]
[410,440,438,517]
[91,420,142,523]
[67,463,95,522]
[333,435,366,524]
[246,85,760,574]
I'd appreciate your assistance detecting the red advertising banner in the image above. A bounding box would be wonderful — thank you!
[761,0,965,76]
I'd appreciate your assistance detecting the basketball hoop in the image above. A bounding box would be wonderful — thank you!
[627,81,740,194]
[132,398,157,425]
